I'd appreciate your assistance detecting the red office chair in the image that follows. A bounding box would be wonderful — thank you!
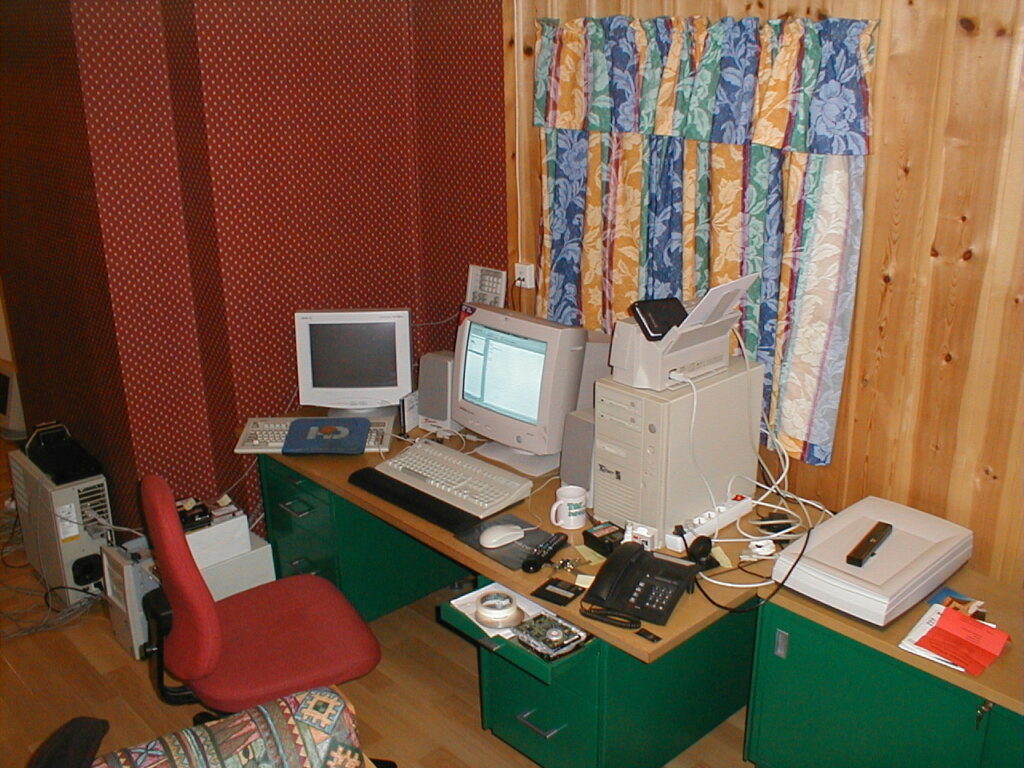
[140,475,381,714]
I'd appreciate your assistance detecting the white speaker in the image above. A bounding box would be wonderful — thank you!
[418,351,460,433]
[560,409,595,499]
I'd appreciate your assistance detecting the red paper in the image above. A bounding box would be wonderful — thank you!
[916,607,1010,676]
[935,605,1010,656]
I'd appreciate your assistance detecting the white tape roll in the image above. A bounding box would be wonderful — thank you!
[475,590,524,628]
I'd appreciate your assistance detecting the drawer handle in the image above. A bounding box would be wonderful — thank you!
[474,636,501,652]
[976,700,993,730]
[279,499,312,518]
[515,709,565,740]
[288,557,320,575]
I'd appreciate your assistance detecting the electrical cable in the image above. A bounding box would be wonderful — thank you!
[692,522,814,613]
[670,374,719,510]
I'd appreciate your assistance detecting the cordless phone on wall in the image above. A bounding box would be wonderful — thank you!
[466,265,507,308]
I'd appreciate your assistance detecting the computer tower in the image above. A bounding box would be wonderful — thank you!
[102,538,160,658]
[592,358,764,547]
[9,449,113,608]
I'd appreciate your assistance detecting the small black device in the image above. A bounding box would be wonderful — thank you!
[635,627,662,643]
[846,521,893,566]
[629,297,688,341]
[685,535,719,571]
[583,521,624,556]
[531,577,585,606]
[25,422,103,485]
[521,532,568,573]
[582,542,699,625]
[179,505,212,532]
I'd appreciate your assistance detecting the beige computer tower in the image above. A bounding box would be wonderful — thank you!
[9,449,113,608]
[592,358,764,547]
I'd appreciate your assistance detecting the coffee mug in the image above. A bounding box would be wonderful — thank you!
[550,484,587,530]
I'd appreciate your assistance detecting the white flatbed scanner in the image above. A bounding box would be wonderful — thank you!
[773,496,973,626]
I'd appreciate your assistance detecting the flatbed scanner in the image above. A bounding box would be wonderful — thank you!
[773,497,973,626]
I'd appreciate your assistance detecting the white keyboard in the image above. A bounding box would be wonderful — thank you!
[234,415,394,454]
[374,440,532,518]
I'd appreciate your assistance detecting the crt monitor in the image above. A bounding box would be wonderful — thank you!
[451,305,587,475]
[295,309,413,417]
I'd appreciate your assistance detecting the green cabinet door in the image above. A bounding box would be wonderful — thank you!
[260,456,469,622]
[747,603,987,768]
[260,456,340,583]
[331,494,469,622]
[980,703,1024,768]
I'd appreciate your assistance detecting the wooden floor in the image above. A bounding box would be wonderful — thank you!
[0,445,751,767]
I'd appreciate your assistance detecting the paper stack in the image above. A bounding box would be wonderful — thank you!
[901,603,1010,676]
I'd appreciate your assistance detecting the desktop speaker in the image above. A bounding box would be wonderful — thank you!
[560,409,595,495]
[418,351,460,433]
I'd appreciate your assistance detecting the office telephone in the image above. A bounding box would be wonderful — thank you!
[582,542,699,626]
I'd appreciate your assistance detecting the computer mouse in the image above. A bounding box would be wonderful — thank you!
[479,524,525,549]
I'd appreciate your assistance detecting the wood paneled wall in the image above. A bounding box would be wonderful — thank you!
[502,1,1023,586]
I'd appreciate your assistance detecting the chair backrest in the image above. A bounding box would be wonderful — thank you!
[141,475,222,681]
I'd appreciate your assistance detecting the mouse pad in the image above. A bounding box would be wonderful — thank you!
[457,514,551,570]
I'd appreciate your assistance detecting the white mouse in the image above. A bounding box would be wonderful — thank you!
[479,524,525,549]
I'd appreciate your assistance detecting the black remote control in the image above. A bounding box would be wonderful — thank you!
[846,521,893,567]
[522,532,568,573]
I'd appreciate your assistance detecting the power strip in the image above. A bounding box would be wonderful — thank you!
[672,495,755,543]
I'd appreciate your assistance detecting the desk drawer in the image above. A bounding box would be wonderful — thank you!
[484,651,599,768]
[439,600,599,696]
[262,458,332,506]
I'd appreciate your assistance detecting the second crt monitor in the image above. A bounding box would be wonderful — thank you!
[452,304,587,475]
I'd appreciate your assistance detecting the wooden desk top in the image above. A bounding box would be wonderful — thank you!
[265,447,761,665]
[266,445,1022,710]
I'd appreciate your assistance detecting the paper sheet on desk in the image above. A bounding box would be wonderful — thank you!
[916,606,1010,676]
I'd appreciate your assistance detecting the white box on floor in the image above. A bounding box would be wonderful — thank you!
[185,514,250,569]
[200,533,275,600]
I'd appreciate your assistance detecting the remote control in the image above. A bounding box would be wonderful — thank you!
[846,521,893,567]
[522,532,569,573]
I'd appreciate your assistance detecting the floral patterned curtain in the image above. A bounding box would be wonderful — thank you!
[534,15,877,465]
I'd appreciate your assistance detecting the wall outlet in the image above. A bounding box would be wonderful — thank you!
[514,263,535,289]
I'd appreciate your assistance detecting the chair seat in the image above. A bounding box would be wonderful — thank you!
[187,574,380,712]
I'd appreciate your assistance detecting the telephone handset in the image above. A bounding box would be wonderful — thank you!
[582,542,699,626]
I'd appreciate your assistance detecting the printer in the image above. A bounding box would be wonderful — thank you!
[773,497,973,626]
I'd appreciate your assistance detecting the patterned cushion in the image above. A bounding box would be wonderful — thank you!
[91,686,365,768]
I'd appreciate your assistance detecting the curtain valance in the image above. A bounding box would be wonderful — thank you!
[534,15,877,155]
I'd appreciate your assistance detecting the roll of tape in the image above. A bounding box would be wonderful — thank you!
[475,590,524,628]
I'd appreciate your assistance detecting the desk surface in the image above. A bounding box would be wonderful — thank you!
[266,446,1022,713]
[267,447,764,665]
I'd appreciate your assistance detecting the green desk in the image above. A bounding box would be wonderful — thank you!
[259,451,762,768]
[259,451,1023,768]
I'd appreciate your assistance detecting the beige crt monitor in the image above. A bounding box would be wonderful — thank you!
[451,304,587,475]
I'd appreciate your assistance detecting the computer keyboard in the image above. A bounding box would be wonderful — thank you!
[234,414,394,454]
[372,440,533,518]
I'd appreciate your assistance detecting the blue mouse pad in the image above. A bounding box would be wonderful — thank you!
[281,417,370,455]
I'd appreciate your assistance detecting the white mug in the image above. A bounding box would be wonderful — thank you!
[550,485,587,530]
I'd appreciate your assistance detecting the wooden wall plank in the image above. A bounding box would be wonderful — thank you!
[505,0,1024,585]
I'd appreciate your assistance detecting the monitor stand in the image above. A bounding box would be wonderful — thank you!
[475,441,559,477]
[326,405,398,423]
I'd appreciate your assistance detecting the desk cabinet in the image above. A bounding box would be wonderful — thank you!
[746,603,1023,768]
[259,456,469,621]
[442,600,756,768]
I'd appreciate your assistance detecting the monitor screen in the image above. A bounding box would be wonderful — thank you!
[461,323,546,425]
[295,309,412,411]
[452,305,587,464]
